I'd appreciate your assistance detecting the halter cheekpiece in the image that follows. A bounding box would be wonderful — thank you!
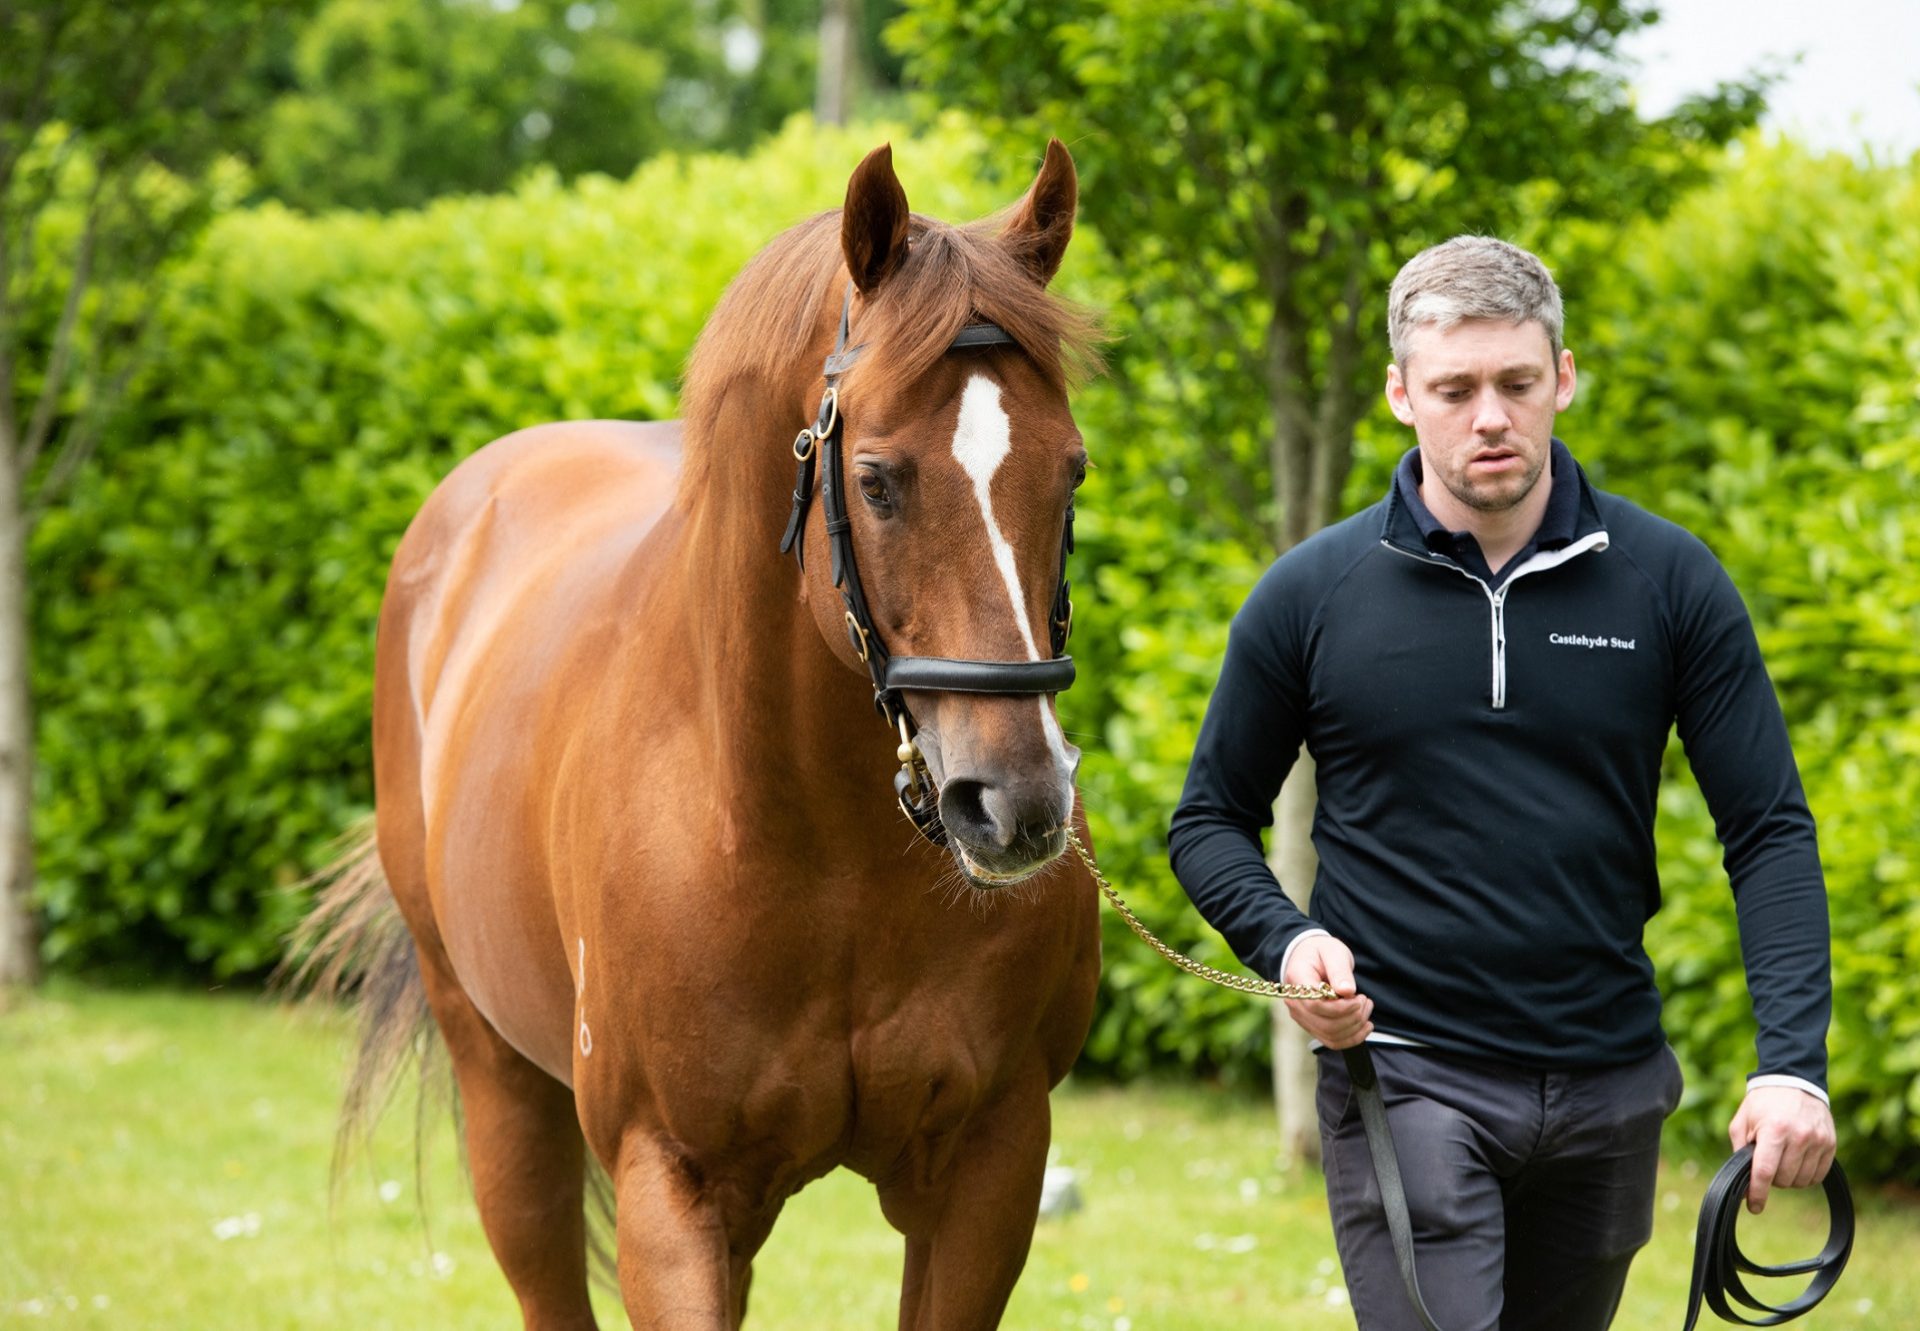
[779,284,1076,847]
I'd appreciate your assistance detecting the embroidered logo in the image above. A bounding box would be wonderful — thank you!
[1549,632,1636,650]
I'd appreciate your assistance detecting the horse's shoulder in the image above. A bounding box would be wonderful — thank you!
[399,419,679,553]
[384,418,684,653]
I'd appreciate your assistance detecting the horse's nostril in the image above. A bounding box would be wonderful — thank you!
[979,784,1021,849]
[938,778,1001,848]
[939,777,1071,863]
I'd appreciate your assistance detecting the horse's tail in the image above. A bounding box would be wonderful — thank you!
[278,817,441,1184]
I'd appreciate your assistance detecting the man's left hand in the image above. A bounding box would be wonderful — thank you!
[1728,1086,1836,1214]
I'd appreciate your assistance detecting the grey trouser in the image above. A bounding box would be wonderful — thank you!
[1316,1042,1684,1331]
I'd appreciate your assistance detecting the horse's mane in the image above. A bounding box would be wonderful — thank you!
[679,207,1100,486]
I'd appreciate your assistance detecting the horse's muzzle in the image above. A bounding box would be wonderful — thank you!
[938,776,1071,887]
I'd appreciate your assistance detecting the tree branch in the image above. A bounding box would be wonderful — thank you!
[1309,236,1369,528]
[19,173,105,475]
[0,227,14,453]
[1175,125,1277,268]
[0,4,75,204]
[3,128,82,289]
[27,322,140,523]
[1263,189,1319,546]
[0,123,85,473]
[0,370,15,487]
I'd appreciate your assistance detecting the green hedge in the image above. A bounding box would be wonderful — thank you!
[1568,142,1920,1174]
[31,116,1041,973]
[31,123,1920,1175]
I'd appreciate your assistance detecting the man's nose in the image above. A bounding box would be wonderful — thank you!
[1472,389,1512,435]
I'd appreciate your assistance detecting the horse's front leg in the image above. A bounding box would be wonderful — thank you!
[880,1071,1052,1330]
[610,1131,768,1330]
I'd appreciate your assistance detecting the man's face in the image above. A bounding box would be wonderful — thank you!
[1385,318,1576,515]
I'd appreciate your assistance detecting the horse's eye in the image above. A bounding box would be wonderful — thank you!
[1071,461,1088,490]
[857,471,892,509]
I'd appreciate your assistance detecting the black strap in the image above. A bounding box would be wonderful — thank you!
[1050,501,1074,656]
[1343,1046,1445,1331]
[1343,1045,1855,1331]
[884,655,1075,695]
[1682,1145,1854,1329]
[949,322,1019,349]
[778,430,818,564]
[822,282,865,377]
[818,395,894,701]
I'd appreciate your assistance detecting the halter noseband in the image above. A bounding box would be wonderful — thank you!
[779,284,1076,847]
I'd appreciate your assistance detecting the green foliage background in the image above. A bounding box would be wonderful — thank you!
[1570,145,1920,1173]
[249,0,852,212]
[29,120,1920,1174]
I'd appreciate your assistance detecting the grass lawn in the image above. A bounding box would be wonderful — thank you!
[1,983,1909,1328]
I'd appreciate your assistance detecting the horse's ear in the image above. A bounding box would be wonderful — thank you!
[1002,138,1077,286]
[842,144,911,295]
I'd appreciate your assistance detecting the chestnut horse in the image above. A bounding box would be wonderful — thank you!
[300,141,1102,1329]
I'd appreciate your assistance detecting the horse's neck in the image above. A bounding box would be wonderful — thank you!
[663,389,896,810]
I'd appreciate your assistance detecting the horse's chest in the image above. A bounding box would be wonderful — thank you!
[841,1005,1009,1177]
[572,841,1095,1187]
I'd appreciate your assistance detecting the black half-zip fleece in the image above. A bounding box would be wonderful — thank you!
[1168,441,1831,1084]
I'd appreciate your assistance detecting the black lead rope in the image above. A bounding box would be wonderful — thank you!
[1340,1046,1854,1330]
[1682,1145,1854,1329]
[1341,1047,1446,1331]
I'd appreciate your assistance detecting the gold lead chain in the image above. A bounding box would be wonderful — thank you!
[1065,827,1338,1002]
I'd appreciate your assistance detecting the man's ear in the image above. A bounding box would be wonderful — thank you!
[842,143,911,295]
[1386,362,1416,426]
[1001,138,1077,286]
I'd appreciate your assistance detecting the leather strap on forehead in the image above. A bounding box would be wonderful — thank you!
[949,322,1019,351]
[826,298,1018,373]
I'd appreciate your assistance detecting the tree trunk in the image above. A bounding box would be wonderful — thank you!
[1264,295,1326,1166]
[815,0,858,127]
[1269,746,1319,1165]
[1263,262,1370,1166]
[0,417,38,991]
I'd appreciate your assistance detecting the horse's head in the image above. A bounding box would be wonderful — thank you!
[797,140,1093,889]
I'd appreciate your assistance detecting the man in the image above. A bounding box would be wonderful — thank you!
[1167,236,1835,1329]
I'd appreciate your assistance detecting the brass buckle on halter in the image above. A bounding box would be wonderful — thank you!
[844,610,871,663]
[814,386,840,439]
[892,713,942,849]
[1054,599,1073,646]
[792,428,815,461]
[894,712,927,802]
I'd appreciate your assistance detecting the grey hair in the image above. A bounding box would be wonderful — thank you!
[1387,236,1563,365]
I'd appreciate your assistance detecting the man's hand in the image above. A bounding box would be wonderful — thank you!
[1282,934,1373,1048]
[1729,1085,1836,1214]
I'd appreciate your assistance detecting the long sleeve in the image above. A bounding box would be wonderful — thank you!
[1671,550,1831,1088]
[1168,568,1318,981]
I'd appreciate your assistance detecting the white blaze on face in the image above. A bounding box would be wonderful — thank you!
[948,375,1076,785]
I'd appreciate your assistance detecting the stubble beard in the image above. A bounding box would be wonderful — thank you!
[1443,443,1546,514]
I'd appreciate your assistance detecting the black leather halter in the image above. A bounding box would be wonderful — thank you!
[779,284,1076,846]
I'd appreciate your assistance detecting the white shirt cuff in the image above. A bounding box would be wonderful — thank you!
[1746,1074,1829,1105]
[1277,927,1332,986]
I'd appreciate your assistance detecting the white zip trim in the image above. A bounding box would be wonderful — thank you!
[1379,530,1610,710]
